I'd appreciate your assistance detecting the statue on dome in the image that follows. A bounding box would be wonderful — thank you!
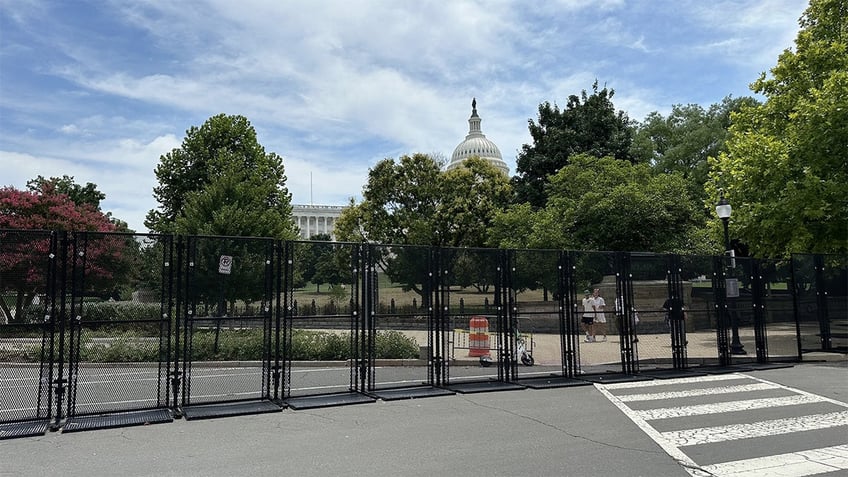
[472,97,476,109]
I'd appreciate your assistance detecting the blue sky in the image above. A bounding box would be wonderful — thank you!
[1,0,806,233]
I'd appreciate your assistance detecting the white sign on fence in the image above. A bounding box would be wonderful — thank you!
[726,278,739,298]
[218,255,233,275]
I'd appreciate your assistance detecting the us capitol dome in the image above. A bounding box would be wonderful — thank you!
[445,98,509,176]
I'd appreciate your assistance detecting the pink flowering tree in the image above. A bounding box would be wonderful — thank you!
[0,183,120,323]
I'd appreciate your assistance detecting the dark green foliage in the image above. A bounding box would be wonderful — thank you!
[512,81,635,207]
[82,301,162,322]
[188,329,267,361]
[709,0,848,257]
[26,175,106,210]
[631,97,758,212]
[146,114,296,239]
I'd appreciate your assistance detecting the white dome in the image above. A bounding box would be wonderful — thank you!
[446,98,509,176]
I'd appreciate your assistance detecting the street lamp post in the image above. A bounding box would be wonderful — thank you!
[716,195,746,355]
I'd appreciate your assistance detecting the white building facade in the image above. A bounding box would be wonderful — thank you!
[292,204,344,240]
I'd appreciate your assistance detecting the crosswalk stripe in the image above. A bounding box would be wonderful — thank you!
[601,373,744,389]
[745,374,848,409]
[597,374,848,476]
[594,382,704,474]
[700,444,848,477]
[634,394,827,420]
[617,382,777,402]
[663,410,848,446]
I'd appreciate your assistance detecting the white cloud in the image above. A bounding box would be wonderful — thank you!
[0,133,179,232]
[1,0,809,234]
[59,124,81,135]
[688,0,805,66]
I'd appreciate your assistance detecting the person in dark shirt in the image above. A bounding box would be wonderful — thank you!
[662,296,687,329]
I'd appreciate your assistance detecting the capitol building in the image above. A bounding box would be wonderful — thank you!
[292,204,344,240]
[445,98,509,176]
[293,98,505,240]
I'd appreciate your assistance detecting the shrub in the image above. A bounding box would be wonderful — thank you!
[374,330,418,359]
[0,326,421,363]
[290,330,349,360]
[82,336,161,362]
[189,328,267,361]
[83,301,161,322]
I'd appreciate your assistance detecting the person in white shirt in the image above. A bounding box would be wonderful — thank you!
[593,288,607,342]
[581,290,595,342]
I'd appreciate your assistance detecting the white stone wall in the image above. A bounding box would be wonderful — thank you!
[292,204,344,240]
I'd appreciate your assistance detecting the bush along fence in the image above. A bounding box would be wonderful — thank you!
[0,229,845,439]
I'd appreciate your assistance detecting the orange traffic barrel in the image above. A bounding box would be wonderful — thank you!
[468,316,490,357]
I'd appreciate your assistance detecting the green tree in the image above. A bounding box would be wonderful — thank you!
[435,156,512,247]
[487,203,539,249]
[631,97,758,209]
[300,235,345,293]
[506,154,704,253]
[336,153,442,245]
[26,175,106,210]
[512,81,635,208]
[336,154,511,304]
[709,0,848,257]
[336,154,510,248]
[146,114,296,239]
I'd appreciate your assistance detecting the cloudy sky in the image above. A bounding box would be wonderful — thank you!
[1,0,806,233]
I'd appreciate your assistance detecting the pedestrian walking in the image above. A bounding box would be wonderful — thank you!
[581,290,595,342]
[662,295,687,330]
[593,288,607,341]
[615,296,640,329]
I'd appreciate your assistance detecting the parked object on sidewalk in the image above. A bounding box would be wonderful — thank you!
[478,321,534,366]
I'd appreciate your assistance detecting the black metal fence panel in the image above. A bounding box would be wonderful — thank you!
[283,240,364,399]
[510,249,563,378]
[627,253,677,371]
[793,254,848,353]
[179,236,274,407]
[819,255,847,353]
[3,227,845,435]
[0,230,57,428]
[794,253,823,352]
[366,244,439,391]
[755,258,800,361]
[439,247,506,384]
[64,232,173,418]
[570,251,623,374]
[723,256,757,363]
[678,254,723,368]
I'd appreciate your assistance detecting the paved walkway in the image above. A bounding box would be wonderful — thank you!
[402,328,802,367]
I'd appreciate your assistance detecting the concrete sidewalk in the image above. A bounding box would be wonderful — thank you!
[441,328,806,367]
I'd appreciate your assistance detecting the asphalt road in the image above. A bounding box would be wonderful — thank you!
[1,360,846,477]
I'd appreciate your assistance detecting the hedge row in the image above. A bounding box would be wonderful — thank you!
[0,329,419,363]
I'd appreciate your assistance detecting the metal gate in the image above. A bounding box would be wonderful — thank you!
[62,232,174,431]
[438,247,520,392]
[0,230,59,439]
[793,254,848,354]
[506,249,587,389]
[365,244,453,400]
[281,240,373,409]
[178,235,278,418]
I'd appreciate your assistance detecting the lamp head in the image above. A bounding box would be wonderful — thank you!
[715,195,732,219]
